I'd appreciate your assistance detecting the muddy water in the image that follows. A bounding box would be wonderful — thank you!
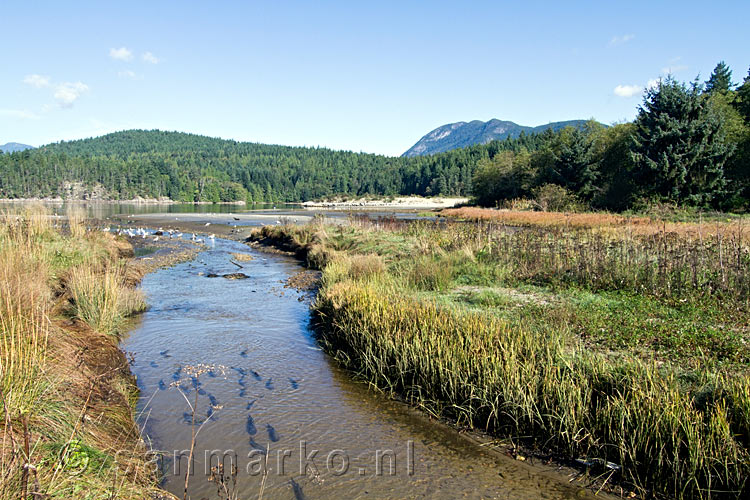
[122,236,604,499]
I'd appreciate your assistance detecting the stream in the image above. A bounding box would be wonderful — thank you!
[122,234,604,499]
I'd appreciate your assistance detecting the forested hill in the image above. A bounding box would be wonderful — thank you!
[0,129,547,203]
[403,119,596,157]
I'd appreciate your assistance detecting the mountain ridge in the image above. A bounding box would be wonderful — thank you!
[0,142,34,153]
[403,118,598,157]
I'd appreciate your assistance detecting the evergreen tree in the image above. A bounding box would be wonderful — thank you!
[534,127,598,200]
[735,66,750,122]
[705,61,733,94]
[630,77,733,206]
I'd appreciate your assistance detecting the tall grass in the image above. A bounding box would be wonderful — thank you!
[0,206,161,499]
[68,264,146,337]
[0,226,51,419]
[251,218,750,499]
[315,277,749,499]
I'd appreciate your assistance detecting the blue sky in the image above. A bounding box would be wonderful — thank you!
[2,1,748,156]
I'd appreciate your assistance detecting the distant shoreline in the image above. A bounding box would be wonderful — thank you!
[302,196,468,209]
[0,196,469,210]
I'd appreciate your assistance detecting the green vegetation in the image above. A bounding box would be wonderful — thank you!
[250,215,750,499]
[0,207,163,499]
[471,65,750,213]
[0,129,544,203]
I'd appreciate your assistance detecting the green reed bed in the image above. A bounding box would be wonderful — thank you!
[315,279,749,499]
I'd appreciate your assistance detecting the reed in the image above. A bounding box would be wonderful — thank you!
[251,216,750,499]
[0,206,164,499]
[441,206,750,240]
[67,263,146,337]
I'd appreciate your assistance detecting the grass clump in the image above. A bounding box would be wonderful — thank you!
[406,254,454,291]
[67,264,146,337]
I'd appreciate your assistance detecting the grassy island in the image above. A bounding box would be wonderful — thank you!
[250,212,749,499]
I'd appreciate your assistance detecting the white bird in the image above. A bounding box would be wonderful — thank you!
[208,234,215,240]
[204,222,211,226]
[154,236,159,242]
[102,227,110,232]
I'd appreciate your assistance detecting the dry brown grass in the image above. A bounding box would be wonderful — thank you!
[230,252,255,262]
[0,206,166,499]
[441,206,749,240]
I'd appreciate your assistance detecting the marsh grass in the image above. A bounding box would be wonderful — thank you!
[250,216,750,499]
[0,206,164,499]
[67,263,146,337]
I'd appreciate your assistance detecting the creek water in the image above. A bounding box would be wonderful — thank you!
[122,235,603,499]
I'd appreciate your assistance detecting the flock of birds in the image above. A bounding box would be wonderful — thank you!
[102,225,216,244]
[100,213,295,243]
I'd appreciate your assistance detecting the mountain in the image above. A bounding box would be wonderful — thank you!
[0,142,34,153]
[402,119,596,157]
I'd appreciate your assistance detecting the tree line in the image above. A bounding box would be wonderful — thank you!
[0,129,544,203]
[473,62,750,212]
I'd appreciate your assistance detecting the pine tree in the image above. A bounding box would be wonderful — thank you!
[735,66,750,122]
[705,61,733,94]
[630,77,734,206]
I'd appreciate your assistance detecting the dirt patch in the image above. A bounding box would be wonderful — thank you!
[285,270,322,291]
[222,273,249,280]
[125,236,203,275]
[453,285,556,307]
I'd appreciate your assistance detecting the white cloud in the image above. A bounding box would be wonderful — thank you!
[109,47,133,61]
[142,51,159,64]
[21,73,90,109]
[23,74,51,88]
[54,82,90,108]
[608,34,635,47]
[118,70,138,79]
[613,84,642,98]
[0,108,39,120]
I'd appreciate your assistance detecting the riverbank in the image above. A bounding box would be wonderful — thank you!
[0,207,182,499]
[247,216,750,499]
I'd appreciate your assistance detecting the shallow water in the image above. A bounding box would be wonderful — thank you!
[122,236,603,499]
[0,201,295,218]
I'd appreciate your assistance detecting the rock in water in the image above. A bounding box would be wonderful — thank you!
[223,273,249,280]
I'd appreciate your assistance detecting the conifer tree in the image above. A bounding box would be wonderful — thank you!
[705,61,733,94]
[631,77,733,206]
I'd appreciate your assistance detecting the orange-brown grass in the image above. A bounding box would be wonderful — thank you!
[441,206,749,240]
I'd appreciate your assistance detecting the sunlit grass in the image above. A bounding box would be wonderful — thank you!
[0,207,160,499]
[250,215,750,499]
[68,263,146,337]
